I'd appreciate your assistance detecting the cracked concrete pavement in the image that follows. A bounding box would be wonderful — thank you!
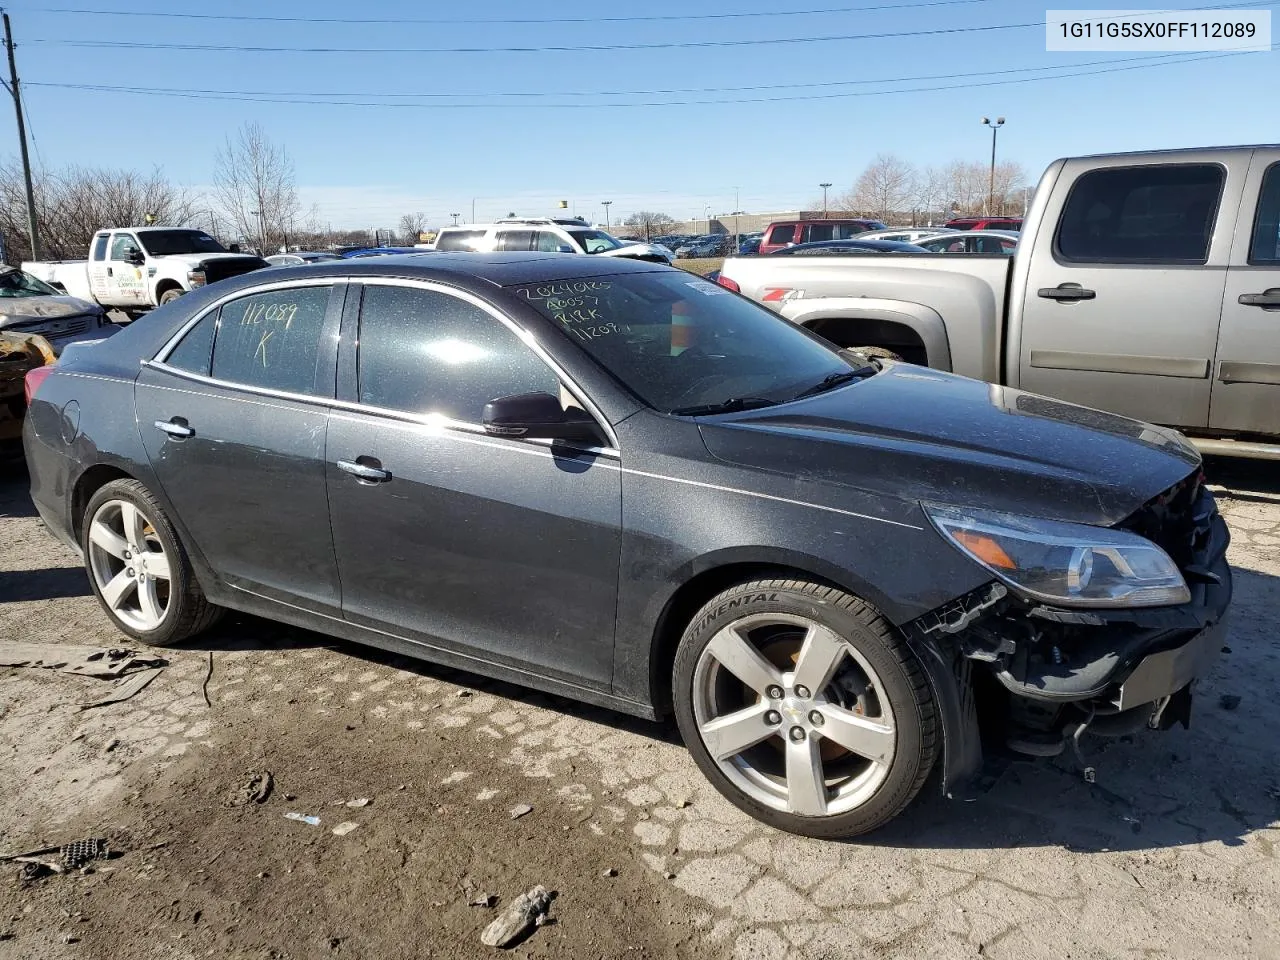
[1,460,1278,959]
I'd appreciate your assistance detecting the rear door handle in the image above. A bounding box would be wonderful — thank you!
[337,458,392,483]
[1238,289,1280,308]
[154,418,194,439]
[1037,283,1096,302]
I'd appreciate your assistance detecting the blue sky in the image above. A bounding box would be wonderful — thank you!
[8,1,1277,229]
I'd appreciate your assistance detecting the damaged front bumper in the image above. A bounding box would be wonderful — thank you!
[907,503,1232,797]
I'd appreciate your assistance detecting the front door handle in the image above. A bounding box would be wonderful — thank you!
[106,267,114,277]
[154,418,194,439]
[1238,289,1280,308]
[337,458,391,483]
[1037,283,1096,302]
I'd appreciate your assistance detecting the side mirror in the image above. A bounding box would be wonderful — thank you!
[482,392,603,444]
[125,247,144,264]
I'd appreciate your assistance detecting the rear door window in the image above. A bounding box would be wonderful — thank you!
[766,225,795,246]
[208,285,333,395]
[435,230,486,252]
[1055,164,1225,264]
[91,234,109,261]
[357,284,560,421]
[496,230,535,251]
[805,224,834,242]
[1248,162,1280,264]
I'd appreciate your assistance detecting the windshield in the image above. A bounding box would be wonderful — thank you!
[139,230,227,256]
[0,269,60,298]
[567,229,624,254]
[509,272,857,414]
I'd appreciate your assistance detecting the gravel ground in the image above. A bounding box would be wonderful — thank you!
[0,459,1277,960]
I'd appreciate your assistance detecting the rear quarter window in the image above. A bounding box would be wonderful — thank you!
[435,230,487,252]
[766,225,796,245]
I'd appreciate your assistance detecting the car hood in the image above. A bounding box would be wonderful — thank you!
[697,364,1200,527]
[154,252,262,267]
[0,294,101,324]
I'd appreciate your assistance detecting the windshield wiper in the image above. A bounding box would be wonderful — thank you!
[670,396,779,417]
[790,365,876,401]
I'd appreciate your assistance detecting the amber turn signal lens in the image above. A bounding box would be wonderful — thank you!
[951,531,1016,570]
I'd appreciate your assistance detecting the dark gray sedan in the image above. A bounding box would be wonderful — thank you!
[23,253,1231,838]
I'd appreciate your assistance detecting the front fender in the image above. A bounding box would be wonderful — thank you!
[781,298,954,371]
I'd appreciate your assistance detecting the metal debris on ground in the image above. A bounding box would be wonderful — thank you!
[479,885,554,948]
[1219,694,1242,711]
[79,667,165,710]
[456,689,474,698]
[469,893,498,908]
[228,772,274,807]
[331,822,360,837]
[283,813,322,827]
[509,804,533,820]
[60,839,109,870]
[345,798,371,808]
[600,867,617,878]
[0,640,166,679]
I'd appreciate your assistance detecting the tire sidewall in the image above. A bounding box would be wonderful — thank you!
[672,583,931,838]
[82,480,192,646]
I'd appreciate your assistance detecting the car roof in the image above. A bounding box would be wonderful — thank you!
[775,239,927,253]
[271,251,669,285]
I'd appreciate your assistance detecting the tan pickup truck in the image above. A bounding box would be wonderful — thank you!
[720,144,1280,459]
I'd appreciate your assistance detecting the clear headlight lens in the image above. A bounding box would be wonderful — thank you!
[926,505,1190,608]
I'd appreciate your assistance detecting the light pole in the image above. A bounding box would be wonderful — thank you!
[703,205,711,233]
[820,182,832,218]
[601,200,611,229]
[981,116,1005,216]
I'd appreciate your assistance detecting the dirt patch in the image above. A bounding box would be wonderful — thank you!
[0,701,713,960]
[673,258,724,277]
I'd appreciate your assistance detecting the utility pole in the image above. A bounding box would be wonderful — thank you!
[601,200,611,229]
[4,13,39,260]
[981,116,1005,216]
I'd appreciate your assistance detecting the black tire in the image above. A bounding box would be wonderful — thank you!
[157,287,184,306]
[672,578,938,839]
[82,478,222,647]
[841,345,903,363]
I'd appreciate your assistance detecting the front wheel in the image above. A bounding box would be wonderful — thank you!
[672,579,938,838]
[82,479,222,646]
[157,288,184,306]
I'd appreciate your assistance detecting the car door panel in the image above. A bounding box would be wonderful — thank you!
[1210,151,1280,435]
[326,414,622,686]
[106,232,146,306]
[1016,153,1250,429]
[134,281,346,613]
[325,280,622,687]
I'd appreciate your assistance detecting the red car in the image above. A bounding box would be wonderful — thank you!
[758,218,886,255]
[943,216,1023,232]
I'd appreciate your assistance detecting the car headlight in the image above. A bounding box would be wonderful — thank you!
[925,505,1189,608]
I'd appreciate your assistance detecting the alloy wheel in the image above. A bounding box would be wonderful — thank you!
[87,498,173,632]
[691,612,897,817]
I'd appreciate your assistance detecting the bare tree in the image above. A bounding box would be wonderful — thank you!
[398,211,429,244]
[623,211,676,240]
[990,161,1031,216]
[846,154,916,223]
[213,122,301,255]
[912,166,948,226]
[940,160,988,218]
[0,161,197,262]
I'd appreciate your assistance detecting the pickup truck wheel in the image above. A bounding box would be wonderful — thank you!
[157,288,184,306]
[82,479,223,647]
[673,579,938,838]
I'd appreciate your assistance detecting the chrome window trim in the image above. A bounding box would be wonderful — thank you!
[147,274,620,453]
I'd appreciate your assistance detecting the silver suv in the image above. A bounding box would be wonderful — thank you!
[433,218,673,264]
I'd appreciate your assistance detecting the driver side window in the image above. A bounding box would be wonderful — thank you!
[109,233,139,261]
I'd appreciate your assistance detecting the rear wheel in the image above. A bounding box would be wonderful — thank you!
[673,579,938,838]
[82,479,221,646]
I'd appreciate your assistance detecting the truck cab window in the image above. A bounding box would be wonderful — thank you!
[1056,164,1224,264]
[109,234,139,261]
[1249,163,1280,265]
[92,235,109,262]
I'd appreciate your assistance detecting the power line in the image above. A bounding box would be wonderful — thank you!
[25,51,1209,101]
[23,0,1268,54]
[29,46,1269,110]
[23,50,1222,103]
[32,0,1004,26]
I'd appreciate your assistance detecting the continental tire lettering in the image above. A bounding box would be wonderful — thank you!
[694,592,781,635]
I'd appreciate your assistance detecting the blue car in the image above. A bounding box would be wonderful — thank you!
[340,247,425,259]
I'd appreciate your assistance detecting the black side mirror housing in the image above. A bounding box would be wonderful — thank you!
[125,248,144,264]
[482,392,603,444]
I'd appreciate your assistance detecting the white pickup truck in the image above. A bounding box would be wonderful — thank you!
[23,227,268,314]
[720,144,1280,459]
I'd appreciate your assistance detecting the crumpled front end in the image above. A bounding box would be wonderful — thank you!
[910,469,1231,788]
